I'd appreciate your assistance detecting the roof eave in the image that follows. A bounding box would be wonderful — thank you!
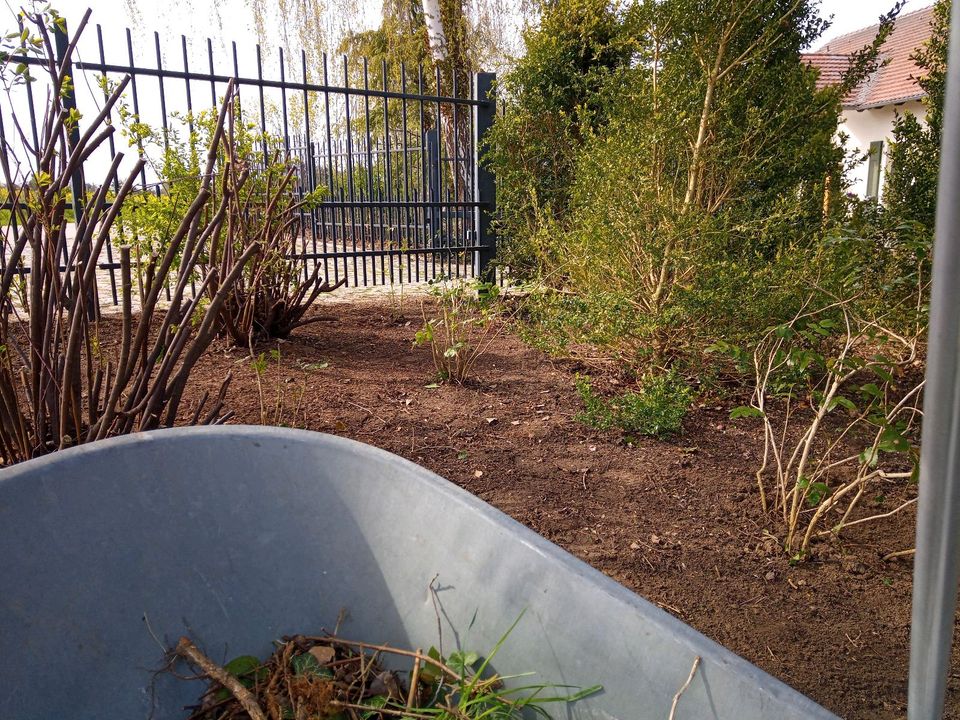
[844,92,927,111]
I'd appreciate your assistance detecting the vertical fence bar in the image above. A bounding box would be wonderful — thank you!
[400,63,412,285]
[301,50,322,282]
[127,30,148,191]
[126,28,150,300]
[181,36,194,136]
[321,54,343,286]
[54,24,97,319]
[362,59,377,284]
[0,110,10,275]
[153,32,173,301]
[279,48,290,156]
[95,24,119,305]
[343,56,361,286]
[451,72,461,279]
[207,38,217,109]
[474,72,496,283]
[468,72,477,278]
[256,45,268,166]
[908,3,960,718]
[417,65,427,283]
[433,66,443,280]
[382,60,396,285]
[181,35,197,297]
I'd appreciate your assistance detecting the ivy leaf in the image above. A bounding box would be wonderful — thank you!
[870,364,895,383]
[223,655,261,678]
[860,446,880,468]
[730,406,763,420]
[826,396,857,413]
[805,482,830,506]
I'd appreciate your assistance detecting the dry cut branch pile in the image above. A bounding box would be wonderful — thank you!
[172,628,600,720]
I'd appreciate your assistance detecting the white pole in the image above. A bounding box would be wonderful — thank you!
[909,2,960,718]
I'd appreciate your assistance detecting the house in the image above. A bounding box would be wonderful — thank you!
[803,5,936,200]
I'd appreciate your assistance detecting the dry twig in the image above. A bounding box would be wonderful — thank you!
[668,656,701,720]
[175,637,267,720]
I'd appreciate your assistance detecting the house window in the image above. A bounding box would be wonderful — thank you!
[866,140,884,200]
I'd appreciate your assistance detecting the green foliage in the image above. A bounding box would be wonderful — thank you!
[723,297,924,555]
[112,96,289,277]
[514,287,638,358]
[885,0,950,229]
[414,278,501,383]
[207,614,601,720]
[0,3,65,87]
[486,0,635,278]
[491,0,860,372]
[575,371,692,439]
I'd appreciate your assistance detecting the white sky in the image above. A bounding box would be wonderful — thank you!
[819,0,930,45]
[52,0,934,62]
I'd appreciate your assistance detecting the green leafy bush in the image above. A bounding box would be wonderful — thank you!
[885,0,950,230]
[575,372,692,439]
[485,0,634,279]
[491,0,926,386]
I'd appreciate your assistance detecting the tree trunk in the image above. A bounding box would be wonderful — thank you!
[421,0,448,63]
[421,0,471,201]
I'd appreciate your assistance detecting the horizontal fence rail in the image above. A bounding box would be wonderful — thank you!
[0,15,497,309]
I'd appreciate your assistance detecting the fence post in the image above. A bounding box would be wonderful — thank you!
[54,23,97,320]
[473,72,496,283]
[425,128,440,248]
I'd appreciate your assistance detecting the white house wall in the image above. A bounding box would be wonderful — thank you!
[840,99,926,199]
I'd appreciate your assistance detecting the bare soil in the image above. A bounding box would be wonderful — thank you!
[133,298,958,719]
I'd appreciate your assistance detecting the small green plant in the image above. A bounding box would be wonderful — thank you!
[251,346,305,427]
[575,372,692,439]
[413,278,502,384]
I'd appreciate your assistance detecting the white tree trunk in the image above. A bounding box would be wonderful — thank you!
[421,0,448,62]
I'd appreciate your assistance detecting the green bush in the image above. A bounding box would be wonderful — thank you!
[514,288,639,358]
[485,0,635,279]
[575,372,692,439]
[491,0,854,374]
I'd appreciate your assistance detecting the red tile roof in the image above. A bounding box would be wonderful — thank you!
[803,4,935,109]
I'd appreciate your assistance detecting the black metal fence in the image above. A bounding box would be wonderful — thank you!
[0,16,497,306]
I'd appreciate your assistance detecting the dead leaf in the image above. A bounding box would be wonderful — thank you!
[474,470,484,478]
[650,534,661,545]
[630,541,641,550]
[511,420,521,425]
[309,646,335,665]
[485,417,498,425]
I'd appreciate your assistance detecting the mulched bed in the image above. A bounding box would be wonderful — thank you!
[120,297,958,719]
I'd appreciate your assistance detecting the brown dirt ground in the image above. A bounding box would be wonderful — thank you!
[131,298,958,719]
